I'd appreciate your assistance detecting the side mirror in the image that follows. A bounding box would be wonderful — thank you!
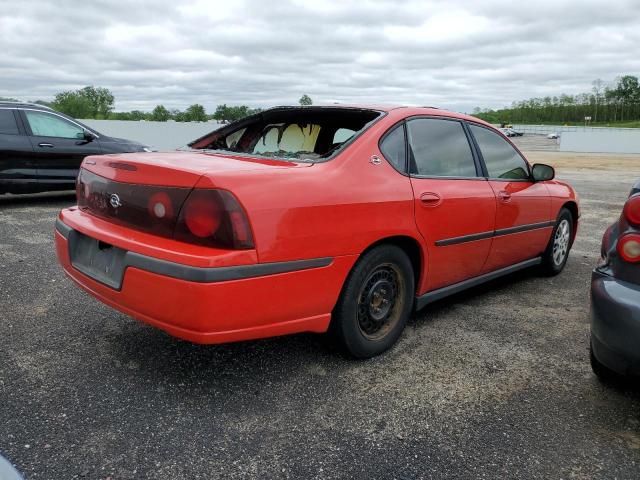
[77,130,96,142]
[532,163,555,182]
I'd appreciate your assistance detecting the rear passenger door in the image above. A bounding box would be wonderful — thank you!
[0,108,36,192]
[20,109,102,190]
[468,124,552,272]
[405,118,497,291]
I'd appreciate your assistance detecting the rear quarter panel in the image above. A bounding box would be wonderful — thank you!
[197,116,422,264]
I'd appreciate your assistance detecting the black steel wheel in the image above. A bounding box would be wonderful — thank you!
[331,244,414,358]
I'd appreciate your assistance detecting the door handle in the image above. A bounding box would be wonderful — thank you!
[498,190,511,202]
[38,143,54,148]
[420,192,442,207]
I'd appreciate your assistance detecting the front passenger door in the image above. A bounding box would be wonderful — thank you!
[21,109,102,191]
[468,124,552,272]
[406,118,497,292]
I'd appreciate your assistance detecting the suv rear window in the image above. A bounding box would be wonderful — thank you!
[0,110,19,135]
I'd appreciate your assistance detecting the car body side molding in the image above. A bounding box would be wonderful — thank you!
[415,257,542,310]
[435,221,555,247]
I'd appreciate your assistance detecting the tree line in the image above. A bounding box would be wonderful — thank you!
[3,87,314,123]
[473,75,640,125]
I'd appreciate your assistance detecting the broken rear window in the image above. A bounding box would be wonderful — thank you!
[189,107,382,162]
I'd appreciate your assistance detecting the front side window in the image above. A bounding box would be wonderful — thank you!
[25,110,84,139]
[379,124,406,172]
[0,110,19,135]
[469,124,530,180]
[406,118,477,177]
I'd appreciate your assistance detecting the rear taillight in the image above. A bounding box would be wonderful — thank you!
[623,195,640,226]
[76,169,254,250]
[148,192,174,221]
[617,234,640,263]
[175,189,254,249]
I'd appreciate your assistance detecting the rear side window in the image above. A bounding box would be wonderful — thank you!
[379,124,406,172]
[469,124,530,180]
[0,110,19,135]
[406,118,477,177]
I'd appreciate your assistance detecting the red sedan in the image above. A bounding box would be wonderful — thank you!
[55,105,579,358]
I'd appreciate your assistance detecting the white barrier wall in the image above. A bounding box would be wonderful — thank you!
[79,119,223,151]
[560,129,640,154]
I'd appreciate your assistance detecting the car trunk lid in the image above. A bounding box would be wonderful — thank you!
[76,151,310,239]
[81,150,311,187]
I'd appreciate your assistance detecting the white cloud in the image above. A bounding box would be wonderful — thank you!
[0,0,639,113]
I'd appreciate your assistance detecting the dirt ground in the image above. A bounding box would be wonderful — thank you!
[1,150,640,479]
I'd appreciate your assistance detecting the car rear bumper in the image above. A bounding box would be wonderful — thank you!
[55,213,357,344]
[590,269,640,375]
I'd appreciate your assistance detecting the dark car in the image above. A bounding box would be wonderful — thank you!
[591,180,640,380]
[0,102,149,195]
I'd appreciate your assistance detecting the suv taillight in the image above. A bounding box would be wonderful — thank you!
[623,194,640,226]
[174,189,254,250]
[617,234,640,263]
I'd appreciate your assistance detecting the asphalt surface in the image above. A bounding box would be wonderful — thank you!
[1,166,640,479]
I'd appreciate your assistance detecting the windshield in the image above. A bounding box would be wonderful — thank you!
[189,107,382,162]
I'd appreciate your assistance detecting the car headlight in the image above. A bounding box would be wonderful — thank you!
[142,147,153,152]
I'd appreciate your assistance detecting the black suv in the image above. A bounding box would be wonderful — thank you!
[0,102,149,195]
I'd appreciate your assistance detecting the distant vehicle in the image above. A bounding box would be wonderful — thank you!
[56,105,579,358]
[591,181,640,380]
[0,102,151,195]
[547,132,560,139]
[502,128,524,137]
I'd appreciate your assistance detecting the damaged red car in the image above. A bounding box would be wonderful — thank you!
[55,105,579,358]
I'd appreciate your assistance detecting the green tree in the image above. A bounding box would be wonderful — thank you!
[51,86,114,119]
[79,86,114,118]
[212,104,260,122]
[51,91,94,118]
[171,109,186,122]
[185,104,207,122]
[298,94,313,106]
[151,104,171,122]
[472,74,640,126]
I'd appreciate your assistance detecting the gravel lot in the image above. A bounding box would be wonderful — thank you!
[1,152,640,479]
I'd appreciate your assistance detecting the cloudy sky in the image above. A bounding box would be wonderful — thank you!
[1,0,639,113]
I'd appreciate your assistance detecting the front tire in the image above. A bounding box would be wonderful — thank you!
[540,208,573,276]
[331,245,415,359]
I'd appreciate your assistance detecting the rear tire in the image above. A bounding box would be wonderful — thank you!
[540,208,573,276]
[331,245,414,359]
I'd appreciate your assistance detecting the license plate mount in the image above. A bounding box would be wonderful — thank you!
[68,231,127,290]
